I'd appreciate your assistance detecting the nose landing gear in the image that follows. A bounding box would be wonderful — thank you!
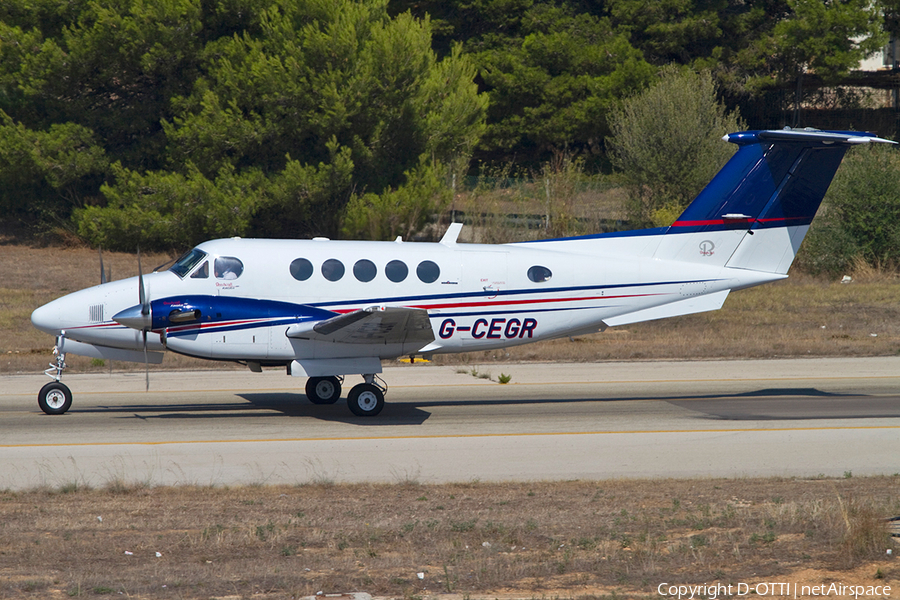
[39,333,73,415]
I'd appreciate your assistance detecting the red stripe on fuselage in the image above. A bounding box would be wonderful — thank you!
[330,291,668,314]
[671,216,810,227]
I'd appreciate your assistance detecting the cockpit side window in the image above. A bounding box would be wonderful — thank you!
[190,261,209,279]
[170,249,208,278]
[214,257,244,280]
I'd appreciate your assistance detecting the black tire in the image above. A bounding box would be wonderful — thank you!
[347,383,384,417]
[305,376,342,404]
[38,382,72,415]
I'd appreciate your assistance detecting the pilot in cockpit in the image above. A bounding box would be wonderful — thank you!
[214,257,243,280]
[191,261,209,279]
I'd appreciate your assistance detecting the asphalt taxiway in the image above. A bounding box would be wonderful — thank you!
[1,357,899,489]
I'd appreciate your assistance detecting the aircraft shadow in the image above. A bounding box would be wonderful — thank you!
[101,394,432,425]
[238,393,431,425]
[666,388,900,421]
[380,387,899,421]
[246,386,895,422]
[94,386,897,423]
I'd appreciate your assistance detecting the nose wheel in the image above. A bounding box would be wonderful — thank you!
[39,333,73,415]
[38,381,73,415]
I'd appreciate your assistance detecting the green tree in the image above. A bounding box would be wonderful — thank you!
[0,111,109,223]
[390,0,655,164]
[607,0,732,66]
[341,160,451,240]
[607,67,745,227]
[0,0,204,167]
[75,163,263,250]
[765,0,886,121]
[476,6,654,159]
[85,0,486,247]
[0,0,206,228]
[1,0,486,247]
[607,0,885,100]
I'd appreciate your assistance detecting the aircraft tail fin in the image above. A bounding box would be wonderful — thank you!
[656,129,894,274]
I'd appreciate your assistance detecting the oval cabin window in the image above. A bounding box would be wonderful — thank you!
[527,265,552,283]
[290,258,314,281]
[385,260,408,283]
[321,259,345,282]
[416,260,440,283]
[353,259,377,282]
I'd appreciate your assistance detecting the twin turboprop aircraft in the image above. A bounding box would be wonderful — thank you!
[30,129,894,416]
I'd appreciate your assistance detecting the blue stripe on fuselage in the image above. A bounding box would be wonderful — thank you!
[154,279,716,336]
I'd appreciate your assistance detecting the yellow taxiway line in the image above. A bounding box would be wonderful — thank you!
[3,424,899,449]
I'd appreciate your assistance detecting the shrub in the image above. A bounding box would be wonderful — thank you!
[607,67,745,227]
[797,142,900,276]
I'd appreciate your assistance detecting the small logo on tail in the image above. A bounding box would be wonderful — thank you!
[699,240,715,256]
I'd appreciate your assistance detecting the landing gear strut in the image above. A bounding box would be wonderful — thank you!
[347,374,386,417]
[39,333,72,415]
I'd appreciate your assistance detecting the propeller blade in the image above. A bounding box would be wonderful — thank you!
[99,247,107,285]
[137,247,150,392]
[138,248,149,316]
[142,330,149,392]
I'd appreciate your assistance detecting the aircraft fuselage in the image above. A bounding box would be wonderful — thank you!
[32,234,766,365]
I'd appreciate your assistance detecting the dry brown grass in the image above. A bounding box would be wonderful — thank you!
[0,478,897,599]
[4,241,900,374]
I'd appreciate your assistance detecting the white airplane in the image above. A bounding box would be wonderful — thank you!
[31,129,893,416]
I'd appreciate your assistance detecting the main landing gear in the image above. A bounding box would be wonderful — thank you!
[305,376,342,404]
[305,374,386,417]
[39,333,73,415]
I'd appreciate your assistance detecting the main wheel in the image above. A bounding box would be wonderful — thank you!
[38,382,72,415]
[347,383,384,417]
[305,376,342,404]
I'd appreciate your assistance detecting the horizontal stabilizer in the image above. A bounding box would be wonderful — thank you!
[603,290,730,327]
[750,129,896,145]
[286,306,434,347]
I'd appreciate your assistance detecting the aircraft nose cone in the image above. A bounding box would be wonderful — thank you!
[113,305,151,330]
[31,299,63,335]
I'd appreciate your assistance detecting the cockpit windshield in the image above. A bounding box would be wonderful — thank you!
[169,248,208,278]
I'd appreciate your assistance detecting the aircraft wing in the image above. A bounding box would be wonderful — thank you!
[285,306,434,346]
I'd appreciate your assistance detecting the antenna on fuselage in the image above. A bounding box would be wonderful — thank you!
[98,246,110,285]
